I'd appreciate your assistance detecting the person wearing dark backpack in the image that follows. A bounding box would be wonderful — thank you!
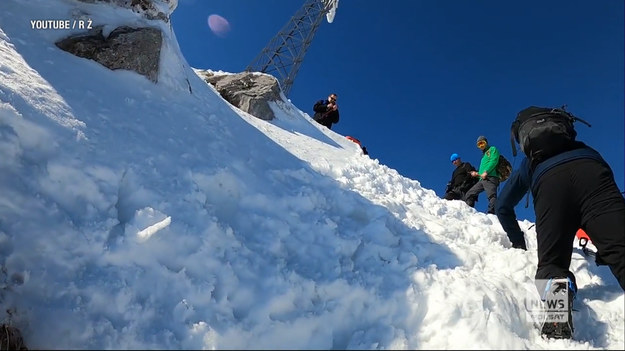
[495,105,625,340]
[463,136,501,214]
[312,93,340,129]
[443,153,478,201]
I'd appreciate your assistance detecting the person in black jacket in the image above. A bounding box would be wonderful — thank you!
[443,153,478,202]
[312,93,340,129]
[496,111,625,338]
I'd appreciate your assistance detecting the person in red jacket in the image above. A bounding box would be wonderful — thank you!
[346,136,368,155]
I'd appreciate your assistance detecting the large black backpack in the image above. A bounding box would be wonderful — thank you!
[510,105,591,165]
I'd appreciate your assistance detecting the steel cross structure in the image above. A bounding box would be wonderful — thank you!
[245,0,337,97]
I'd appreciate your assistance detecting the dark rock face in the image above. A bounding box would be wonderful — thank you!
[55,26,162,82]
[198,71,282,121]
[0,324,27,350]
[74,0,177,22]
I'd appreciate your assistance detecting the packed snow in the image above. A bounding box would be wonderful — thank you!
[0,0,622,349]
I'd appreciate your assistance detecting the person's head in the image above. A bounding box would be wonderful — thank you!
[450,153,461,166]
[476,136,488,150]
[328,93,338,103]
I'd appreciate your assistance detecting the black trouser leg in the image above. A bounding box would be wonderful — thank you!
[444,189,464,201]
[585,210,625,290]
[534,159,625,291]
[463,181,483,208]
[577,160,625,290]
[534,202,578,283]
[533,164,581,284]
[483,177,500,214]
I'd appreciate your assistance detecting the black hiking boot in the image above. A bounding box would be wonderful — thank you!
[540,278,575,339]
[511,240,527,251]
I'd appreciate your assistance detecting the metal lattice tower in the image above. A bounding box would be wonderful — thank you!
[245,0,338,97]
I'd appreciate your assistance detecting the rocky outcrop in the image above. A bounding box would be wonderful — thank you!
[74,0,177,22]
[55,26,162,82]
[198,71,283,121]
[0,324,27,350]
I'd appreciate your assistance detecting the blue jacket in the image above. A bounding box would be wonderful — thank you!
[495,143,606,244]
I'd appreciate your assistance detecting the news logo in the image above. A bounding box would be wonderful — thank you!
[522,278,571,325]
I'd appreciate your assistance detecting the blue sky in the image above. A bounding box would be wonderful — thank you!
[171,0,624,221]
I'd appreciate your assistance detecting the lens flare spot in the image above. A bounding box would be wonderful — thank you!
[207,14,231,37]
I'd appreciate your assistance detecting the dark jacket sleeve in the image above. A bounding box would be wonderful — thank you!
[333,109,340,124]
[461,162,477,178]
[495,157,531,244]
[452,162,477,192]
[466,162,477,173]
[313,100,328,113]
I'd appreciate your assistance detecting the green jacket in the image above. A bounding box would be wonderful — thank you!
[478,145,500,178]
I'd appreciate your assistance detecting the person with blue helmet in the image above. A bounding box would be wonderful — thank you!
[443,153,478,202]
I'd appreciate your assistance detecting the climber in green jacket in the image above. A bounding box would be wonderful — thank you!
[463,135,500,214]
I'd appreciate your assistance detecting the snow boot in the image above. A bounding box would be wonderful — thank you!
[540,277,576,339]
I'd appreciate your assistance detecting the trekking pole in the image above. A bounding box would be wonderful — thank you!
[572,116,592,128]
[557,105,592,127]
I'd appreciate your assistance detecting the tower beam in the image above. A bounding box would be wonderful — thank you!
[245,0,337,97]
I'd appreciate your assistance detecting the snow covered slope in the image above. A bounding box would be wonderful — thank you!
[0,0,622,349]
